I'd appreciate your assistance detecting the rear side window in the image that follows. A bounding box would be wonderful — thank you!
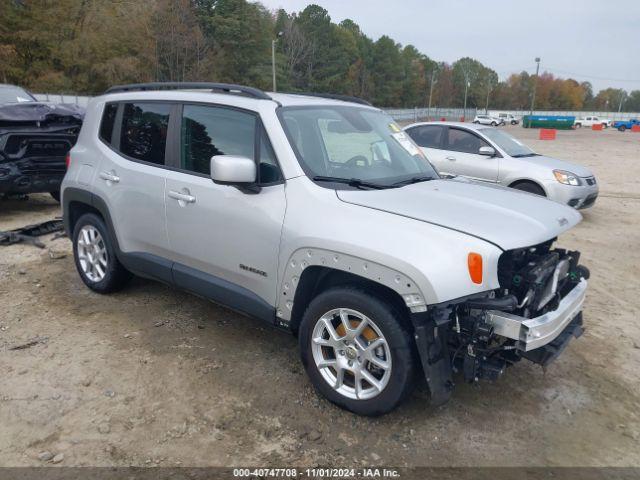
[99,103,118,144]
[406,125,443,149]
[119,103,171,165]
[446,128,489,154]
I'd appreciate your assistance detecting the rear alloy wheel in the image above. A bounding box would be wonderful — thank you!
[77,225,108,283]
[299,287,416,416]
[72,213,131,293]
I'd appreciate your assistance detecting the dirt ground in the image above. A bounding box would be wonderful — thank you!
[1,126,639,468]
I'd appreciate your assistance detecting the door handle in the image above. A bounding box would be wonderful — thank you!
[168,190,196,204]
[99,171,120,183]
[446,156,456,161]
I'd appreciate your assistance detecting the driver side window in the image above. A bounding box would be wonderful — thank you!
[446,128,489,155]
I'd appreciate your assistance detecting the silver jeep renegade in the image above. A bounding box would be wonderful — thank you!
[61,83,589,416]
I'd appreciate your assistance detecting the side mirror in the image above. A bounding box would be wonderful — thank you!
[478,146,496,157]
[210,155,256,184]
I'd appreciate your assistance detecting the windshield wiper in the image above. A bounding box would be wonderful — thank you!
[392,176,435,186]
[511,153,539,158]
[312,176,392,190]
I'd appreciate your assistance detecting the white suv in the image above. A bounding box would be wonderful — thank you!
[61,83,589,415]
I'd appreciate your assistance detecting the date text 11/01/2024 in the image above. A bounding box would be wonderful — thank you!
[232,468,401,478]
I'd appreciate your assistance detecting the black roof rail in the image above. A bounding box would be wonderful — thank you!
[104,82,272,100]
[285,91,372,106]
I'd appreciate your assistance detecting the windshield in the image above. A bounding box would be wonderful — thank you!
[0,85,36,104]
[279,106,438,187]
[478,127,537,157]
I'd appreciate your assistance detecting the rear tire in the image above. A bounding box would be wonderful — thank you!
[619,125,626,132]
[72,213,132,293]
[299,286,416,416]
[511,181,546,196]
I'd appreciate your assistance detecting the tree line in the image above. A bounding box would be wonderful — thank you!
[1,0,638,111]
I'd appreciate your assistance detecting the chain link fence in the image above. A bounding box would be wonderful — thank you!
[385,107,640,123]
[31,93,640,123]
[385,107,477,123]
[33,93,92,107]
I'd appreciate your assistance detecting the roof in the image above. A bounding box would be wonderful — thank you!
[101,82,375,109]
[269,92,375,108]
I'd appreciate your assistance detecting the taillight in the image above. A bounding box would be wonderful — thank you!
[65,152,71,169]
[468,253,483,284]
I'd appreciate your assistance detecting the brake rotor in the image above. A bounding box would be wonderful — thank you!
[336,319,378,341]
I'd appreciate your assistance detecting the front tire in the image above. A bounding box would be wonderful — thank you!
[491,121,497,126]
[511,181,546,196]
[72,213,131,293]
[299,287,416,416]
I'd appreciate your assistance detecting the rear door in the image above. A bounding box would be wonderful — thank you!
[163,103,286,311]
[92,101,174,279]
[404,125,448,174]
[441,126,499,182]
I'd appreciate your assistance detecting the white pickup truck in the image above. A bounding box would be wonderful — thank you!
[574,116,611,128]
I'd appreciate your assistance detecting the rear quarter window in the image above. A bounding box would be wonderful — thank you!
[99,103,118,144]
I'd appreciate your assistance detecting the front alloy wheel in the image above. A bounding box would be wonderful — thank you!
[311,308,391,400]
[299,286,416,416]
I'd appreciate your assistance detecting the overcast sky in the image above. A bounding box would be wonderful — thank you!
[259,0,640,93]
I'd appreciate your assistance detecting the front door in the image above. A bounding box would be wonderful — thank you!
[441,127,500,182]
[164,104,286,312]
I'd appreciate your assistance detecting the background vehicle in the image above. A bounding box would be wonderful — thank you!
[405,121,599,209]
[613,119,640,131]
[0,84,83,201]
[574,116,611,128]
[495,112,519,125]
[473,114,504,126]
[62,83,590,416]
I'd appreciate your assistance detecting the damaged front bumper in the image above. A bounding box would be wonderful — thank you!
[0,101,83,196]
[485,279,587,352]
[0,129,76,195]
[411,245,589,406]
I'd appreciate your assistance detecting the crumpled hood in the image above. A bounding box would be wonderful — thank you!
[336,178,582,251]
[522,155,594,178]
[0,102,84,126]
